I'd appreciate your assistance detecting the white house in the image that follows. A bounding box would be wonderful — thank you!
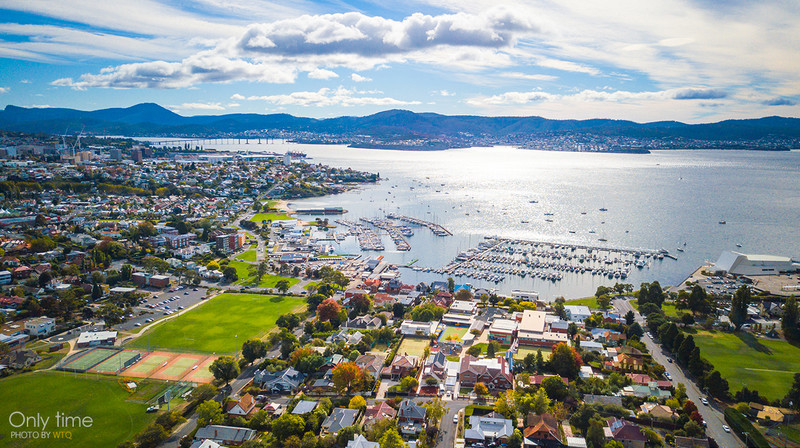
[24,317,56,336]
[400,320,438,336]
[564,305,592,322]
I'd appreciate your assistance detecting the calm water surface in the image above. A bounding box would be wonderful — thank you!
[213,142,800,299]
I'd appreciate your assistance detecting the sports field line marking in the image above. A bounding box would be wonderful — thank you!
[744,368,795,373]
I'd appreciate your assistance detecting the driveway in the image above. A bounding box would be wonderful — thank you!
[613,298,744,448]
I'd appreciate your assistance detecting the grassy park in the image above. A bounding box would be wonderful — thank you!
[0,372,157,448]
[237,249,258,262]
[227,260,300,289]
[693,330,800,401]
[439,326,469,342]
[129,293,306,354]
[250,212,292,222]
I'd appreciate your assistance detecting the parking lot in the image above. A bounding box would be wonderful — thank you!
[116,285,211,332]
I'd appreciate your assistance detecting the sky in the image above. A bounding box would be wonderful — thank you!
[0,0,798,123]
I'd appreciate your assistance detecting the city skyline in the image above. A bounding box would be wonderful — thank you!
[1,0,799,122]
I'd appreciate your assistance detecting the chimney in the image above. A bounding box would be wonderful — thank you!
[214,429,217,437]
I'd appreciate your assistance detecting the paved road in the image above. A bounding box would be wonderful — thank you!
[613,298,744,448]
[438,399,469,448]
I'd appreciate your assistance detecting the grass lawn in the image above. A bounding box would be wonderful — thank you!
[251,212,292,222]
[228,260,300,289]
[564,297,600,308]
[470,342,511,357]
[439,326,469,342]
[513,346,552,361]
[303,281,321,291]
[0,372,157,448]
[693,330,800,401]
[237,249,258,262]
[129,293,307,354]
[631,299,681,318]
[398,337,431,358]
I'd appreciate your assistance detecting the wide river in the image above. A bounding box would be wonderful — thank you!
[182,141,800,299]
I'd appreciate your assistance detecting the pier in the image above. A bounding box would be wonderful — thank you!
[386,213,452,236]
[334,220,384,251]
[359,218,411,251]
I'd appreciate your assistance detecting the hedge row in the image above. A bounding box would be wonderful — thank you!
[723,407,770,448]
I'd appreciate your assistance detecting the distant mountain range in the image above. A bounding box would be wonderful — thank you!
[2,103,800,148]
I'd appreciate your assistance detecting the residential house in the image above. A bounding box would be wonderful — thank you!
[622,383,672,399]
[344,315,383,330]
[24,316,56,336]
[189,440,222,448]
[5,349,42,369]
[321,408,360,436]
[604,418,646,448]
[749,403,793,424]
[194,425,256,446]
[418,351,448,394]
[450,300,478,315]
[292,400,318,415]
[254,367,305,393]
[465,414,514,443]
[363,401,397,428]
[355,354,385,380]
[523,413,561,448]
[385,354,419,380]
[639,403,677,420]
[397,399,426,435]
[346,434,379,448]
[226,393,257,418]
[591,328,627,347]
[564,305,592,322]
[459,356,513,391]
[327,330,364,346]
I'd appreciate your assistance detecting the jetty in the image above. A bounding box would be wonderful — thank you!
[359,217,411,251]
[386,213,452,236]
[334,220,384,251]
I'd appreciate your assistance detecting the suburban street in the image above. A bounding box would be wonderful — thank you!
[613,298,744,448]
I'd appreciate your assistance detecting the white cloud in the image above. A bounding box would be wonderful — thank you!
[49,7,545,89]
[502,72,557,81]
[242,86,420,107]
[230,93,246,100]
[0,87,8,94]
[308,69,339,80]
[351,73,371,82]
[19,79,30,84]
[438,90,455,96]
[167,102,226,111]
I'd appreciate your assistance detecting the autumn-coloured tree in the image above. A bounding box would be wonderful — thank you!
[474,382,489,396]
[332,361,365,393]
[317,298,342,322]
[289,347,316,366]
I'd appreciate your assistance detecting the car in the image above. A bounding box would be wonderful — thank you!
[134,323,142,327]
[184,291,189,295]
[667,358,673,363]
[201,296,207,300]
[145,318,153,323]
[146,405,159,413]
[701,397,709,405]
[664,373,671,380]
[163,312,169,315]
[722,425,730,433]
[178,306,184,310]
[453,415,459,424]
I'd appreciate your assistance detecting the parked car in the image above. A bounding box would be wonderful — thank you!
[453,414,459,424]
[701,397,709,405]
[722,425,731,433]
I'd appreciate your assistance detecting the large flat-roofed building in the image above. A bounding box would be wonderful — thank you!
[24,317,56,336]
[488,319,518,344]
[714,251,799,276]
[75,330,117,348]
[517,310,569,347]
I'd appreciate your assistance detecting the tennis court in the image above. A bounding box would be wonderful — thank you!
[182,356,216,383]
[151,354,210,381]
[121,352,176,378]
[90,350,144,374]
[61,347,120,372]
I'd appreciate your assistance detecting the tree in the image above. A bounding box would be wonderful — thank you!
[0,341,10,359]
[135,424,168,448]
[729,285,751,330]
[677,335,696,365]
[307,293,326,311]
[276,280,291,294]
[647,281,664,307]
[783,373,800,410]
[332,362,364,393]
[337,426,363,447]
[242,339,267,364]
[541,376,569,401]
[272,413,306,440]
[379,428,406,448]
[466,345,482,357]
[121,264,133,281]
[529,386,550,415]
[210,356,240,384]
[688,285,709,314]
[535,349,545,372]
[190,384,217,403]
[604,442,624,448]
[400,376,419,392]
[680,313,695,327]
[423,397,446,426]
[447,277,455,293]
[197,400,223,426]
[392,302,405,318]
[625,310,635,326]
[349,395,366,409]
[550,343,582,379]
[705,370,729,398]
[493,389,518,419]
[783,296,799,340]
[285,435,303,448]
[222,266,238,282]
[473,382,489,396]
[317,298,342,322]
[507,429,523,448]
[586,418,605,448]
[487,341,500,358]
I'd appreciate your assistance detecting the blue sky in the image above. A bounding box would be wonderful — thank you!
[0,0,798,122]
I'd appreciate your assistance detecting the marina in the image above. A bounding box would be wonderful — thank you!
[334,220,385,251]
[386,213,453,236]
[403,236,669,284]
[359,217,412,251]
